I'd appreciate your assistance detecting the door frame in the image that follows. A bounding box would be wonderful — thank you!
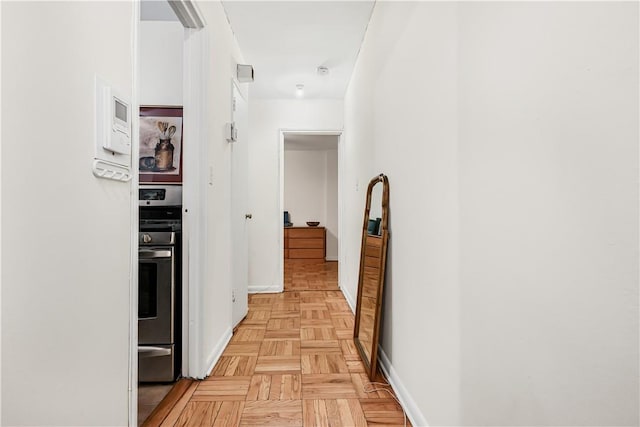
[230,79,250,327]
[128,3,141,426]
[130,2,207,425]
[278,129,344,291]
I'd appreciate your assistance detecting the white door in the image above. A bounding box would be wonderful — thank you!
[231,82,249,326]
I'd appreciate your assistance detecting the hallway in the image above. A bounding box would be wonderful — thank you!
[157,261,407,426]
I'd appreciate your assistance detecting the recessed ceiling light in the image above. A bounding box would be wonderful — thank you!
[317,66,329,76]
[296,84,304,98]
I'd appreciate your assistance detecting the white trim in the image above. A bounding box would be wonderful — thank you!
[337,132,345,289]
[377,347,429,427]
[168,0,206,29]
[230,80,250,327]
[248,285,283,294]
[278,129,344,290]
[340,284,356,314]
[200,327,233,379]
[278,131,285,291]
[128,2,141,425]
[325,256,339,262]
[0,0,3,419]
[183,24,209,379]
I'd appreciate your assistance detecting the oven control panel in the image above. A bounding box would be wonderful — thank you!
[139,185,182,207]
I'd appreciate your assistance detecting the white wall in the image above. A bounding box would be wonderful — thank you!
[344,3,460,425]
[248,100,343,290]
[457,3,638,425]
[1,2,134,425]
[139,21,183,106]
[284,145,339,260]
[325,148,338,260]
[343,2,639,426]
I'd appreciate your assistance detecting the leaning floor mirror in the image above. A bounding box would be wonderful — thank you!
[354,174,389,380]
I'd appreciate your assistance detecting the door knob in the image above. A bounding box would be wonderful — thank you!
[245,214,253,219]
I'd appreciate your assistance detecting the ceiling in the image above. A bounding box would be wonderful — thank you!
[222,1,375,99]
[140,1,374,99]
[284,133,339,151]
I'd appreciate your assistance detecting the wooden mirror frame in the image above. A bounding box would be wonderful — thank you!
[353,174,389,380]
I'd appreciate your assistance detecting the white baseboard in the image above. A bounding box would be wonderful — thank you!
[201,327,233,379]
[325,256,339,261]
[248,285,283,294]
[377,347,429,427]
[340,285,356,314]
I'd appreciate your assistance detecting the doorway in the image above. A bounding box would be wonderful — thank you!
[280,131,342,291]
[133,1,206,425]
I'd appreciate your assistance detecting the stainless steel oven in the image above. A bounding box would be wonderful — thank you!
[138,186,181,383]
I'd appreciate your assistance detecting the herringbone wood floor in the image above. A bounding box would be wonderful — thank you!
[160,260,408,426]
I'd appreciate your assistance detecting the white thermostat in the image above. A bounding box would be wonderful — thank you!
[96,76,131,156]
[93,76,132,181]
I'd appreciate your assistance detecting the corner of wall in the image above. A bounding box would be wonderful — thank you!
[340,285,356,314]
[202,327,233,379]
[378,348,430,427]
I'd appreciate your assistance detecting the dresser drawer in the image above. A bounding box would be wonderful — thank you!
[289,238,323,249]
[289,248,324,259]
[289,228,325,239]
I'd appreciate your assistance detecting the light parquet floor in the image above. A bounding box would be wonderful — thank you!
[160,260,408,427]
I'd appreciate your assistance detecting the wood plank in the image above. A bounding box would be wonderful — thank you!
[193,376,251,401]
[324,400,343,427]
[300,327,338,341]
[300,339,341,354]
[141,379,195,427]
[302,400,328,427]
[240,400,303,426]
[232,327,266,342]
[264,329,301,339]
[157,380,199,427]
[259,340,301,357]
[301,354,350,374]
[210,356,257,377]
[255,356,301,374]
[223,342,262,357]
[173,401,211,427]
[213,401,245,426]
[301,374,358,400]
[266,317,301,330]
[279,374,302,400]
[246,375,271,401]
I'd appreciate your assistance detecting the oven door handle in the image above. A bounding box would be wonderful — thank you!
[138,346,172,358]
[139,249,172,259]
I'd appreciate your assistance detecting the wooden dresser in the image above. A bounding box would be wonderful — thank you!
[284,226,326,260]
